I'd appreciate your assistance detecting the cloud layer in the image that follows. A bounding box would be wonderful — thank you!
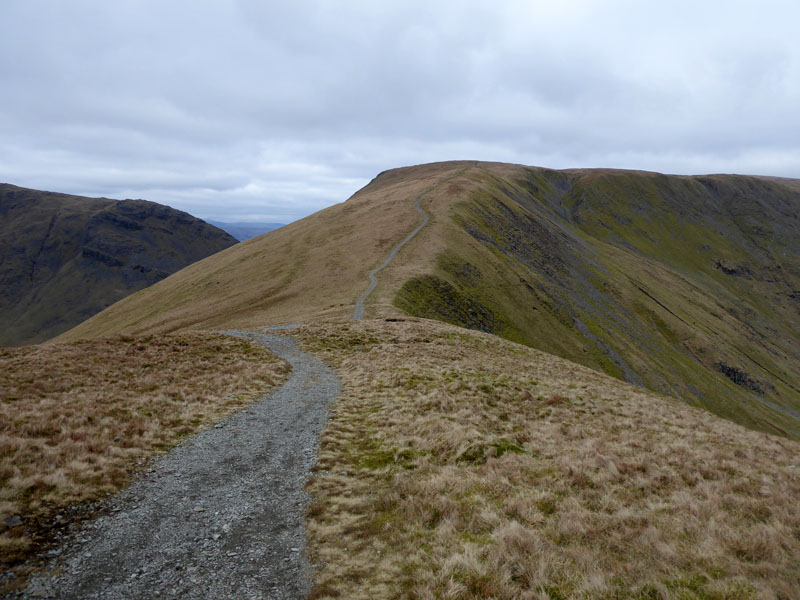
[2,0,799,222]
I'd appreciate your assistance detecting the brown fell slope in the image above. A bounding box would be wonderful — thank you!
[56,162,471,336]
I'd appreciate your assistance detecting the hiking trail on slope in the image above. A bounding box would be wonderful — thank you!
[352,193,429,321]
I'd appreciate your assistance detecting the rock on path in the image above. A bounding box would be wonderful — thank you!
[23,331,340,600]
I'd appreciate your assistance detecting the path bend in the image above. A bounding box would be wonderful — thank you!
[23,331,340,600]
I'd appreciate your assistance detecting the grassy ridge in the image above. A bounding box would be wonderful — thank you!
[52,161,800,438]
[393,165,800,439]
[54,162,469,341]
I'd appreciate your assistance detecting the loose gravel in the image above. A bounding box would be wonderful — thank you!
[20,331,340,600]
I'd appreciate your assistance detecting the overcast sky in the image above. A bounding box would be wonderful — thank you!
[2,1,799,223]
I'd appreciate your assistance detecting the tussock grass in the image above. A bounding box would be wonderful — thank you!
[0,333,288,568]
[296,319,800,599]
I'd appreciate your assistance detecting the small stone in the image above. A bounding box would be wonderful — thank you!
[4,515,21,527]
[193,506,205,513]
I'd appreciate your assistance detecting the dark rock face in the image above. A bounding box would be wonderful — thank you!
[0,184,237,346]
[715,259,751,277]
[714,362,767,394]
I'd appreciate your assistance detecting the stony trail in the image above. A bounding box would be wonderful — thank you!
[22,331,340,600]
[351,167,471,321]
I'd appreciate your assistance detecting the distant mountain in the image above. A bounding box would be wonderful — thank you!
[208,221,284,241]
[0,184,236,346]
[57,162,800,439]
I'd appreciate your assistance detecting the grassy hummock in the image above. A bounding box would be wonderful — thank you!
[296,319,800,600]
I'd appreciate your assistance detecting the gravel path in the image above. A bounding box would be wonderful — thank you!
[352,193,429,321]
[22,331,340,600]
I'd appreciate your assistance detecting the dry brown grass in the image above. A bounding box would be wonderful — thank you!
[0,332,288,569]
[295,319,800,600]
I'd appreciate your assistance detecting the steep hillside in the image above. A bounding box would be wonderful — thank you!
[0,184,236,346]
[56,162,800,439]
[392,164,800,438]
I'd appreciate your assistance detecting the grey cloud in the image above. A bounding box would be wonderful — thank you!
[1,0,798,223]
